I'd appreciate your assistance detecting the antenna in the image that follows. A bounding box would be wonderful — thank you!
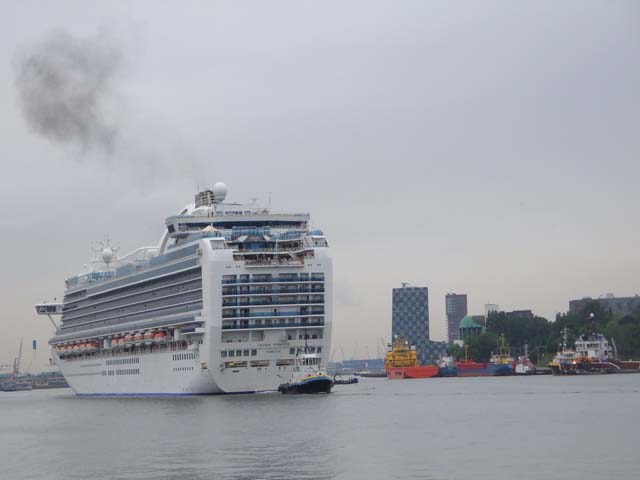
[268,192,272,210]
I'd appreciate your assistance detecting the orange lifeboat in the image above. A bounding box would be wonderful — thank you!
[153,331,168,341]
[123,334,134,344]
[143,331,154,341]
[133,332,144,342]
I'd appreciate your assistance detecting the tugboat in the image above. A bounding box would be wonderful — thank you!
[384,336,439,379]
[513,344,536,375]
[278,353,333,394]
[549,329,640,375]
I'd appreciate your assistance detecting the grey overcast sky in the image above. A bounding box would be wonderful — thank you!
[1,1,639,370]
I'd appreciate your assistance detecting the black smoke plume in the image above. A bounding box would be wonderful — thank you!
[14,30,123,153]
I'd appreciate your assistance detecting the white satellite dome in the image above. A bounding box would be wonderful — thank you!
[101,247,115,265]
[212,182,228,202]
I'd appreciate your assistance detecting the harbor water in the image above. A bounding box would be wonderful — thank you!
[1,374,638,480]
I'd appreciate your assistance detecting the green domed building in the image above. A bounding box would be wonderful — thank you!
[459,315,484,341]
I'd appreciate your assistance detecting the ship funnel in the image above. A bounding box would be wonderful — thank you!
[195,182,228,207]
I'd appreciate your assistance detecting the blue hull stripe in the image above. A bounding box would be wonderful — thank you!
[75,391,257,397]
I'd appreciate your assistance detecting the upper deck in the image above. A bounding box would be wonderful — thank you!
[62,183,328,295]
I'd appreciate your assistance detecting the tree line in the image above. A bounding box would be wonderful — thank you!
[449,300,640,364]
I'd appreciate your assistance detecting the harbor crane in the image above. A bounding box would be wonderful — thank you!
[13,338,23,375]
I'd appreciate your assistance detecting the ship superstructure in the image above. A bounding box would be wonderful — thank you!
[549,332,640,375]
[36,183,332,395]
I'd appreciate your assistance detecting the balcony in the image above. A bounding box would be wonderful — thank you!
[221,320,325,330]
[222,286,325,296]
[222,309,324,319]
[222,299,324,308]
[221,277,325,285]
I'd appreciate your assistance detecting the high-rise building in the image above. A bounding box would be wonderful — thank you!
[446,293,468,342]
[392,284,429,364]
[391,284,447,365]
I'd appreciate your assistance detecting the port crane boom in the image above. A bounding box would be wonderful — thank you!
[13,338,23,375]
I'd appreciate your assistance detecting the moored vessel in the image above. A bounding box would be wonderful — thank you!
[513,356,535,375]
[456,338,513,377]
[437,356,458,377]
[384,337,439,379]
[550,330,640,375]
[456,360,512,377]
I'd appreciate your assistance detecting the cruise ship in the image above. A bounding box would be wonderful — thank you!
[35,183,332,396]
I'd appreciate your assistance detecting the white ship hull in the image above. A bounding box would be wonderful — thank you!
[57,350,307,396]
[56,320,328,396]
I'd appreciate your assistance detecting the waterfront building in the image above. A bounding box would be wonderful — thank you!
[392,285,427,364]
[391,285,447,365]
[459,315,485,341]
[569,294,640,317]
[446,293,468,342]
